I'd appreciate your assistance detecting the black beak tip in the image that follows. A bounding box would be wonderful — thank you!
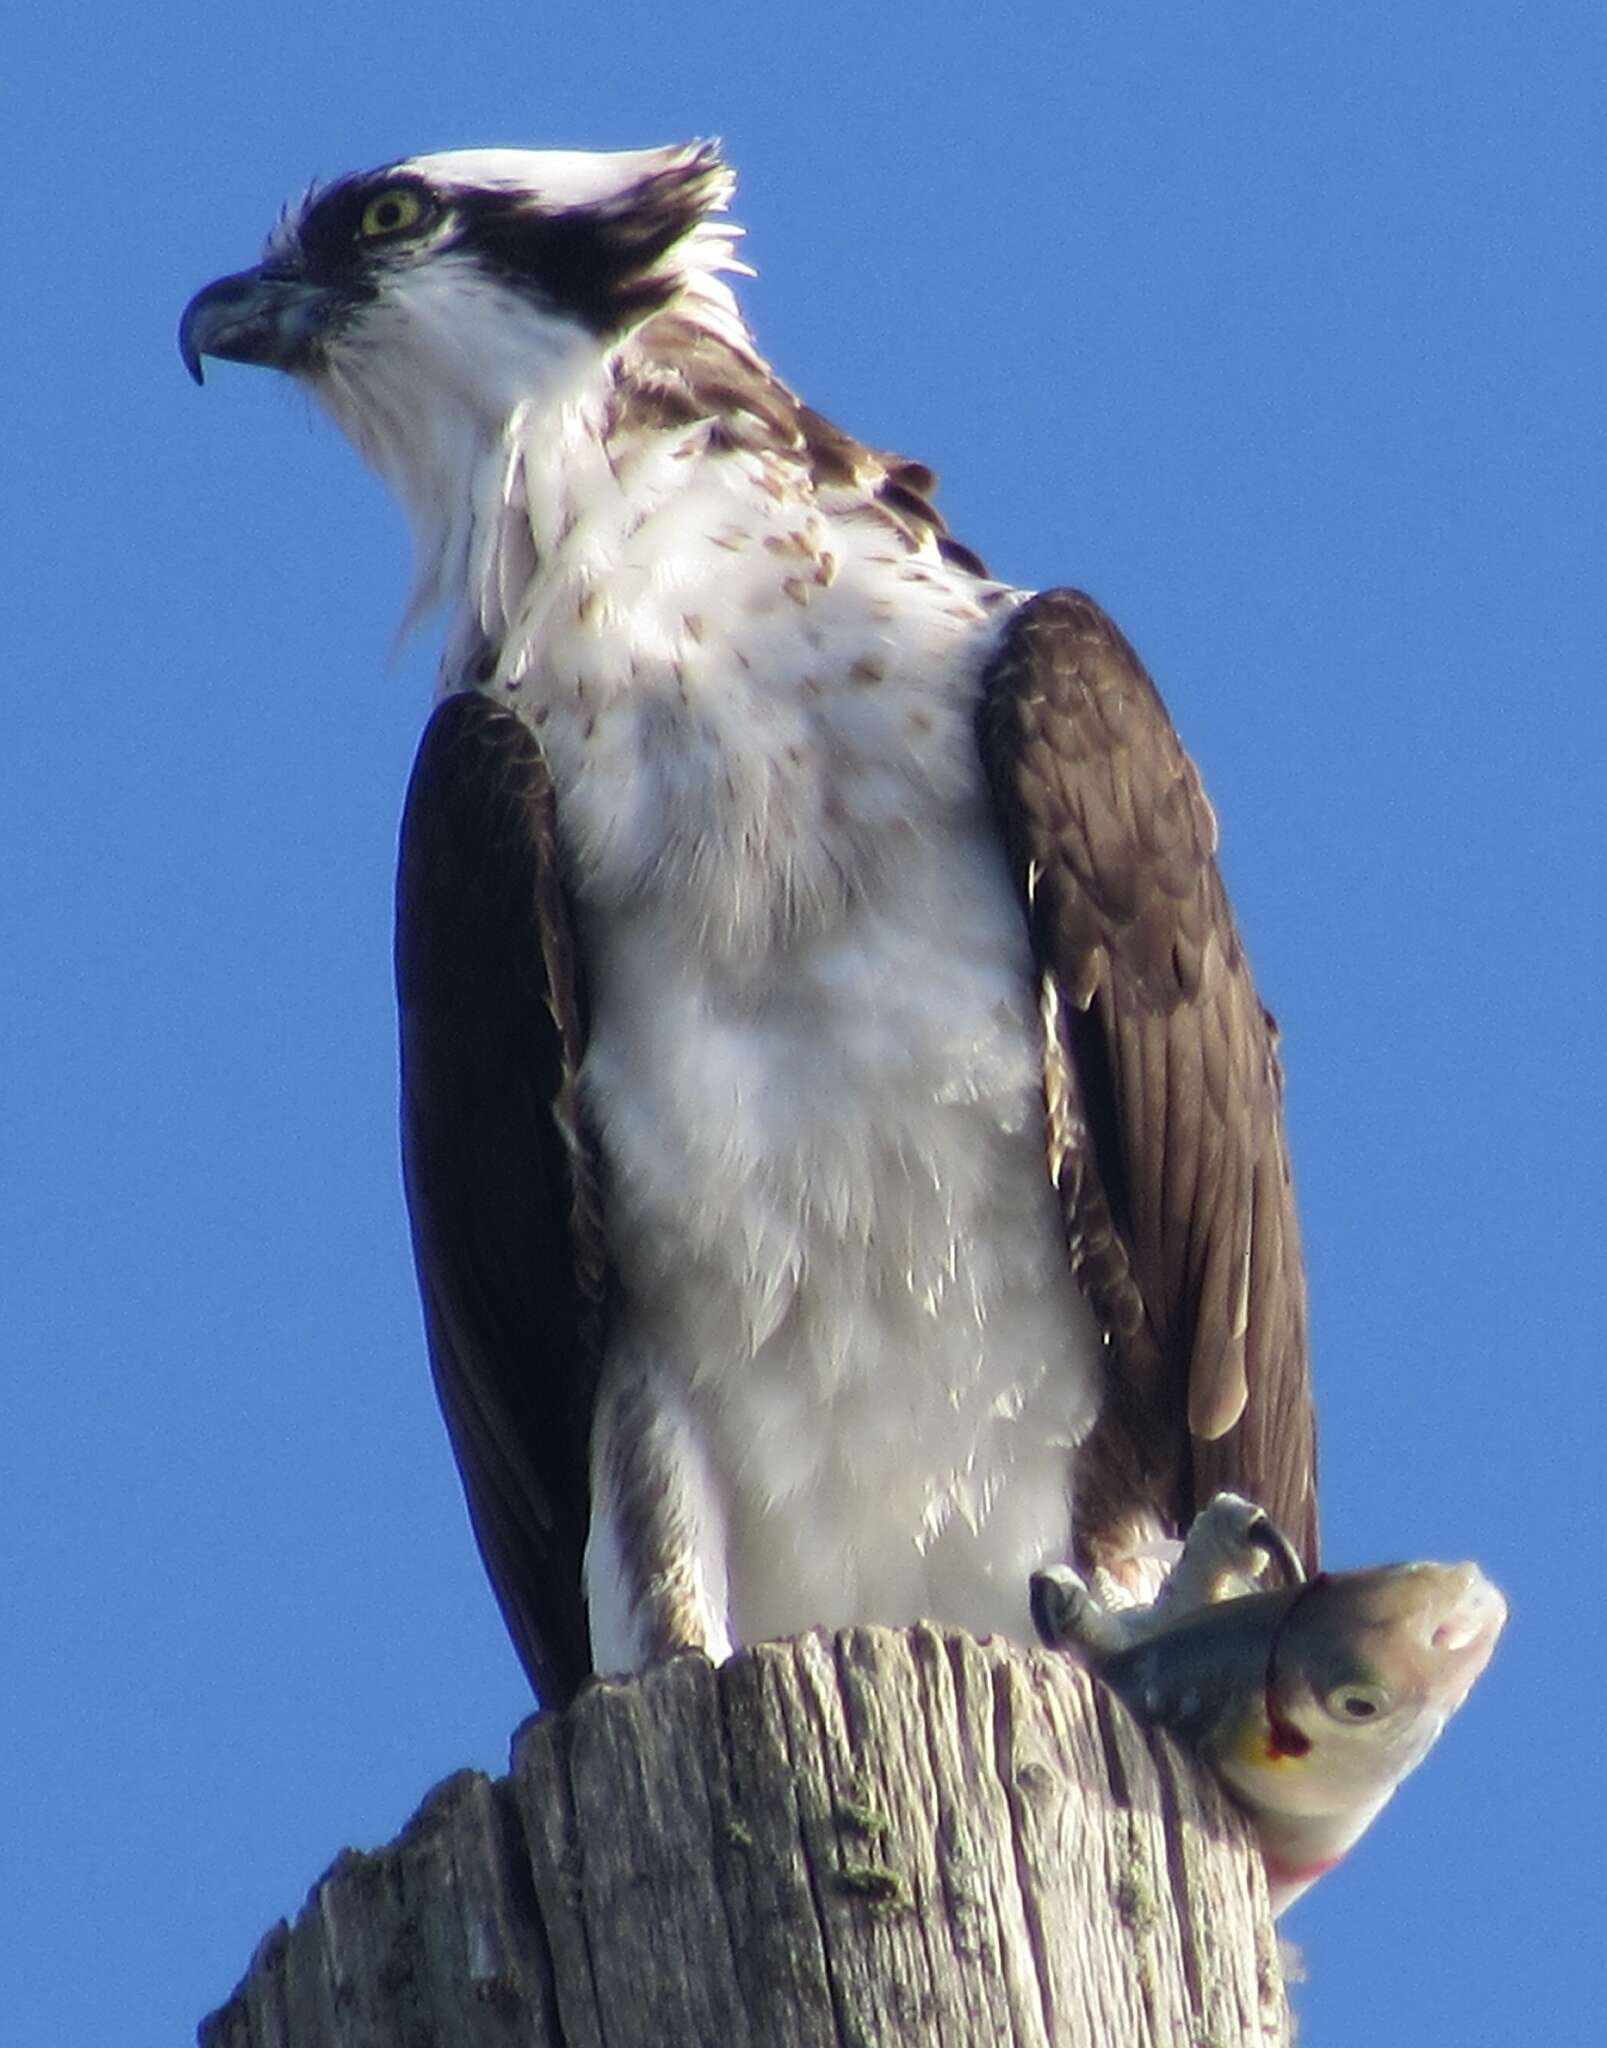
[178,294,211,386]
[177,267,328,386]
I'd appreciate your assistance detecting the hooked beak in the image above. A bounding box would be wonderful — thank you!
[179,267,344,385]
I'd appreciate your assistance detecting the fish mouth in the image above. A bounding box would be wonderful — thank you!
[1429,1567,1507,1655]
[1416,1564,1507,1706]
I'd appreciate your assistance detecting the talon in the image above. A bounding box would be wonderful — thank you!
[1246,1509,1307,1588]
[1030,1564,1088,1648]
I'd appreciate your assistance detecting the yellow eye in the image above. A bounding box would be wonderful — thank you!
[359,188,425,239]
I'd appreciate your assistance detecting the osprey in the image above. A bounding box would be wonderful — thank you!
[180,142,1316,1709]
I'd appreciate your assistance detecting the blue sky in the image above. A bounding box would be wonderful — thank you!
[6,7,1602,2043]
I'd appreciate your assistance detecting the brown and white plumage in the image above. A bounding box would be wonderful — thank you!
[181,141,1316,1707]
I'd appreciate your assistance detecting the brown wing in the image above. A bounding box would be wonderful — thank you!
[395,691,607,1706]
[978,589,1318,1574]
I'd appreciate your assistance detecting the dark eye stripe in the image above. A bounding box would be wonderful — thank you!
[294,174,437,276]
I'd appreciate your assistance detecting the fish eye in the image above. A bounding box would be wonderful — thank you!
[359,188,427,240]
[1326,1682,1389,1722]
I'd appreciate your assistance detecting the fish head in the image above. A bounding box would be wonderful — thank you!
[1216,1560,1508,1824]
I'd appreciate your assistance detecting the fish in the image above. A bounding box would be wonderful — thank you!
[1032,1500,1507,1912]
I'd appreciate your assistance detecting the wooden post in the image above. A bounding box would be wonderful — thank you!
[200,1625,1290,2047]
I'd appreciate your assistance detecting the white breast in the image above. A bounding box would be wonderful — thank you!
[584,798,1105,1660]
[508,449,1107,1668]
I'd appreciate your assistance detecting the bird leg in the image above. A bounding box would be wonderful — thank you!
[1032,1490,1305,1656]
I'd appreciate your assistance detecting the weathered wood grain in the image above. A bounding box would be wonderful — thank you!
[200,1626,1289,2047]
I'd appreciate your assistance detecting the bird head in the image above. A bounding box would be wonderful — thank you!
[180,142,739,396]
[180,142,746,612]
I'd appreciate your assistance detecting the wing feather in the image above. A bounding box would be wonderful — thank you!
[978,589,1318,1572]
[395,691,605,1704]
